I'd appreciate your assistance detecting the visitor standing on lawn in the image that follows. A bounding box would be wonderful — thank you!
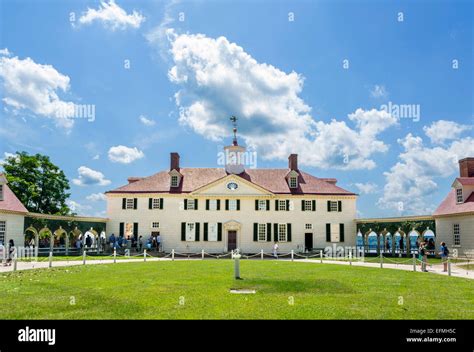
[439,241,449,272]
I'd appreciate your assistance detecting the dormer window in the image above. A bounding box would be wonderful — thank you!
[289,176,298,188]
[0,184,3,201]
[171,175,179,187]
[456,188,463,203]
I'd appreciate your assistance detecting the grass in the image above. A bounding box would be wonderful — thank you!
[0,260,472,319]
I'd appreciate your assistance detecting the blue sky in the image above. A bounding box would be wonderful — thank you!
[0,0,472,218]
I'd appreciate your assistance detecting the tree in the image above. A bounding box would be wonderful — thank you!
[2,152,71,215]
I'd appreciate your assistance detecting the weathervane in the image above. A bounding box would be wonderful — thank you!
[230,115,238,146]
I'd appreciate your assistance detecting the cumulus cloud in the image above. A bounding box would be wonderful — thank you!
[108,145,144,164]
[353,182,378,195]
[377,134,474,214]
[73,166,111,186]
[67,200,92,214]
[0,55,76,129]
[162,31,397,170]
[0,48,12,56]
[139,114,156,126]
[370,85,388,98]
[78,0,145,31]
[423,120,472,145]
[86,192,107,201]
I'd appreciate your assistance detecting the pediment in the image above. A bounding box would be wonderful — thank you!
[191,174,273,196]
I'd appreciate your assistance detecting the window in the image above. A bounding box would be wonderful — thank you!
[152,198,161,209]
[126,198,135,209]
[228,199,237,211]
[304,200,313,211]
[208,223,218,241]
[0,184,3,201]
[0,221,5,244]
[171,175,179,187]
[151,222,160,229]
[258,200,267,211]
[330,223,340,242]
[456,188,463,203]
[278,200,287,211]
[453,224,461,246]
[187,199,195,210]
[278,224,287,242]
[289,176,297,188]
[329,201,338,212]
[305,223,313,230]
[186,223,195,241]
[209,199,217,211]
[258,223,267,242]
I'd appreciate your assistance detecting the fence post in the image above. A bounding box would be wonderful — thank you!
[144,249,147,262]
[13,254,17,272]
[48,251,53,268]
[172,249,175,261]
[260,249,264,260]
[380,253,383,269]
[448,258,451,276]
[349,250,352,266]
[320,250,323,264]
[113,248,116,264]
[291,250,294,262]
[83,250,86,265]
[202,249,205,260]
[412,253,416,272]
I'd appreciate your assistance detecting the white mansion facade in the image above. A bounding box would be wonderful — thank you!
[105,141,358,253]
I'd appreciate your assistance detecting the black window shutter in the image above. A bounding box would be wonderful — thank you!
[195,223,200,241]
[301,200,305,211]
[267,223,272,241]
[266,200,270,210]
[160,198,164,209]
[237,199,240,210]
[286,200,290,211]
[181,222,186,241]
[255,200,259,211]
[287,223,292,242]
[148,198,152,209]
[119,222,124,237]
[338,200,342,212]
[340,223,345,242]
[195,199,198,210]
[312,200,316,211]
[184,199,188,210]
[253,223,258,242]
[206,199,210,210]
[133,223,138,237]
[203,223,208,241]
[327,200,331,212]
[275,200,279,211]
[274,223,278,241]
[122,198,126,209]
[133,198,137,209]
[217,199,221,210]
[326,223,331,242]
[217,223,222,241]
[225,199,229,210]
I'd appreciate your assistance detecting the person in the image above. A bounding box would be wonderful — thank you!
[109,233,116,251]
[6,239,15,266]
[273,241,279,259]
[439,242,449,272]
[85,235,92,248]
[419,242,428,272]
[385,238,390,253]
[0,241,5,266]
[156,234,161,252]
[399,238,404,252]
[137,236,143,252]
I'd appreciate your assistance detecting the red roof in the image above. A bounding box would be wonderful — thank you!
[106,168,356,195]
[0,183,28,213]
[433,188,474,216]
[455,177,474,186]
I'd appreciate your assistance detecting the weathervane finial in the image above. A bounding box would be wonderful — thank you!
[230,115,238,146]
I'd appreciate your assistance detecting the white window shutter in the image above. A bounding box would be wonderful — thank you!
[289,201,294,211]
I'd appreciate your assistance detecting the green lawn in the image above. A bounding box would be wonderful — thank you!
[0,260,473,319]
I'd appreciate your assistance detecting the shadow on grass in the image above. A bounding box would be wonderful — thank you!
[233,278,358,294]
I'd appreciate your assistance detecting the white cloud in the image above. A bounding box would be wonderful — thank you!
[423,120,472,144]
[0,55,75,129]
[377,133,474,214]
[370,85,388,98]
[92,154,100,160]
[108,145,144,164]
[79,0,145,31]
[0,48,12,56]
[86,192,107,201]
[73,166,111,186]
[67,200,92,214]
[353,182,378,195]
[163,31,397,170]
[139,114,156,126]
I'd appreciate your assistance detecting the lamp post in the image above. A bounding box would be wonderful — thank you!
[234,248,242,280]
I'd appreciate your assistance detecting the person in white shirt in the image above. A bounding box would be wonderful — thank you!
[273,242,279,259]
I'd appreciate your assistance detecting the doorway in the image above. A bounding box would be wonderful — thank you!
[228,230,237,251]
[305,233,313,252]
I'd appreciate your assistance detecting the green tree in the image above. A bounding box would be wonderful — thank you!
[2,152,71,215]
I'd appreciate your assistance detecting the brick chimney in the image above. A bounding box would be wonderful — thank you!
[170,152,180,171]
[127,177,143,184]
[288,154,298,171]
[459,157,474,178]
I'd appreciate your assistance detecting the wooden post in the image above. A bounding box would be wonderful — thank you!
[144,249,147,262]
[260,249,264,260]
[413,253,416,272]
[201,249,205,260]
[83,250,86,265]
[349,251,352,266]
[448,258,451,276]
[113,248,116,263]
[380,253,383,269]
[48,251,53,268]
[291,250,294,262]
[13,254,17,271]
[320,250,323,264]
[172,249,175,261]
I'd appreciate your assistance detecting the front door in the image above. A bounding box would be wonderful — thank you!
[228,230,237,251]
[305,233,313,252]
